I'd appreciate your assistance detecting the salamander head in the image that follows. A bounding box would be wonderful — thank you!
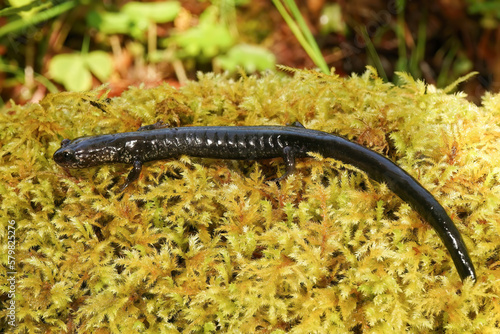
[53,136,119,168]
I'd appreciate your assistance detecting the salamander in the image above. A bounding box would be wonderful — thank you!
[53,122,476,282]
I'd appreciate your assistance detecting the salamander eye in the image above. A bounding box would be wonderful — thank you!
[53,149,76,165]
[62,151,73,160]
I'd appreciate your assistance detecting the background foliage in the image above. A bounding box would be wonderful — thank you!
[1,0,500,105]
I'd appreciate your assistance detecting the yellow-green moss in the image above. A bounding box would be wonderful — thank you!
[1,68,499,333]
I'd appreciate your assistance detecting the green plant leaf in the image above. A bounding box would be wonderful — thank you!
[86,2,180,39]
[166,6,234,59]
[215,44,275,72]
[86,10,133,35]
[49,54,92,91]
[122,1,180,23]
[85,51,113,83]
[319,3,346,35]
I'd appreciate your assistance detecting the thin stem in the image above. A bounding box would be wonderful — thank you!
[361,28,388,81]
[272,0,329,74]
[0,0,77,38]
[283,0,328,73]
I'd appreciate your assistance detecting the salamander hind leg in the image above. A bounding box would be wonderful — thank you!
[288,121,306,128]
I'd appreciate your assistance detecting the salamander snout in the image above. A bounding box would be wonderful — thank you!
[53,147,78,167]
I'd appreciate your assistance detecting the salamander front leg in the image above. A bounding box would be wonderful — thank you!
[119,160,143,191]
[269,146,297,183]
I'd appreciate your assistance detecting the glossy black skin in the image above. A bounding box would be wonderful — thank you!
[53,123,476,282]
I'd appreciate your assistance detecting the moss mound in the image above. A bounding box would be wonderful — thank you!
[1,68,499,333]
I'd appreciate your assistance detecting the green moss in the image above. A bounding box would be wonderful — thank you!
[1,68,499,333]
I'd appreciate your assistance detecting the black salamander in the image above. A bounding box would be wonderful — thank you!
[53,122,476,282]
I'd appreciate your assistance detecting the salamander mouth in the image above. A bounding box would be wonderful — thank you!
[53,148,80,168]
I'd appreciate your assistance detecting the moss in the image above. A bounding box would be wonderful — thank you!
[1,68,499,333]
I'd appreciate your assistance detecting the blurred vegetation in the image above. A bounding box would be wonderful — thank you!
[0,0,499,105]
